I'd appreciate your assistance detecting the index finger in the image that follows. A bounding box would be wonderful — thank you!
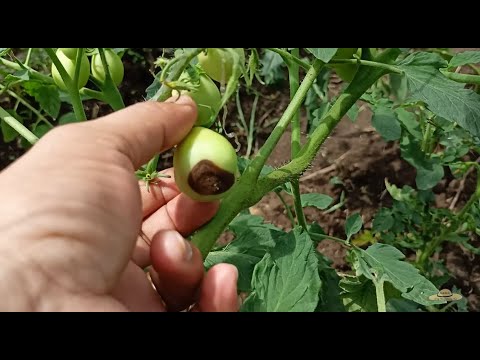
[90,96,197,170]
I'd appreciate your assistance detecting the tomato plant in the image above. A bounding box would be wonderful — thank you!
[2,47,480,312]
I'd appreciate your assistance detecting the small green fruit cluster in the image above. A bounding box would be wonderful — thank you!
[51,48,124,90]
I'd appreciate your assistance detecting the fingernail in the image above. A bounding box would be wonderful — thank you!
[164,231,193,262]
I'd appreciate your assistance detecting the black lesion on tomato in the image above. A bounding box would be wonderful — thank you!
[188,160,235,195]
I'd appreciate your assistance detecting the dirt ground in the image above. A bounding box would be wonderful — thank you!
[1,48,479,311]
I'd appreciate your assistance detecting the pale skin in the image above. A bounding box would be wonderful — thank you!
[0,95,239,312]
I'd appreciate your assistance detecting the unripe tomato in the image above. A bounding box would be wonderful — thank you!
[59,48,78,60]
[332,48,362,82]
[51,49,90,91]
[91,49,124,86]
[198,48,245,84]
[173,71,221,127]
[173,127,239,202]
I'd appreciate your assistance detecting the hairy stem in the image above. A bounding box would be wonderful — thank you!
[0,106,38,144]
[252,49,401,199]
[266,48,310,70]
[440,69,480,86]
[246,59,324,181]
[288,48,308,230]
[327,58,403,74]
[192,60,324,258]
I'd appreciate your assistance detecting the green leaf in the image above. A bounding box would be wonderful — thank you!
[345,213,363,241]
[389,73,408,103]
[205,251,261,292]
[306,48,338,63]
[0,109,23,142]
[226,214,282,258]
[353,243,445,306]
[23,81,60,118]
[416,163,444,190]
[398,51,480,138]
[372,209,394,232]
[339,275,378,312]
[399,134,445,190]
[371,106,401,141]
[449,50,480,68]
[395,108,422,139]
[250,227,321,312]
[260,49,286,85]
[300,193,333,210]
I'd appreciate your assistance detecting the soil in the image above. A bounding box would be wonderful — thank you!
[1,48,479,311]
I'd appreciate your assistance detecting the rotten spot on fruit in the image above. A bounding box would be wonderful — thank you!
[188,160,235,195]
[428,289,463,302]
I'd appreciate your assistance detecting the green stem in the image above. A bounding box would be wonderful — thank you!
[421,122,433,154]
[0,106,38,144]
[274,191,296,227]
[440,69,480,85]
[0,57,54,84]
[308,233,349,246]
[288,48,308,231]
[0,84,54,128]
[246,93,259,158]
[247,59,324,182]
[375,279,387,312]
[191,60,324,258]
[150,48,205,102]
[327,58,403,74]
[266,48,311,70]
[45,48,86,121]
[80,88,107,102]
[96,48,125,111]
[253,49,401,198]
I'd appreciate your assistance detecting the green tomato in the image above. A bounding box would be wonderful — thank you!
[91,49,124,86]
[332,48,362,83]
[198,48,245,84]
[173,71,221,127]
[173,127,239,202]
[51,49,90,91]
[59,48,78,60]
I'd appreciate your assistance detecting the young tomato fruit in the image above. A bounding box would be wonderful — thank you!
[173,127,239,202]
[91,49,124,86]
[198,48,245,84]
[173,71,221,127]
[332,48,362,82]
[51,49,90,91]
[59,48,78,60]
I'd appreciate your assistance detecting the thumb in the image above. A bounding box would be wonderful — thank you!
[88,96,197,169]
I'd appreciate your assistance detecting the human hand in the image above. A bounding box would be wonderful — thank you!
[0,96,239,312]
